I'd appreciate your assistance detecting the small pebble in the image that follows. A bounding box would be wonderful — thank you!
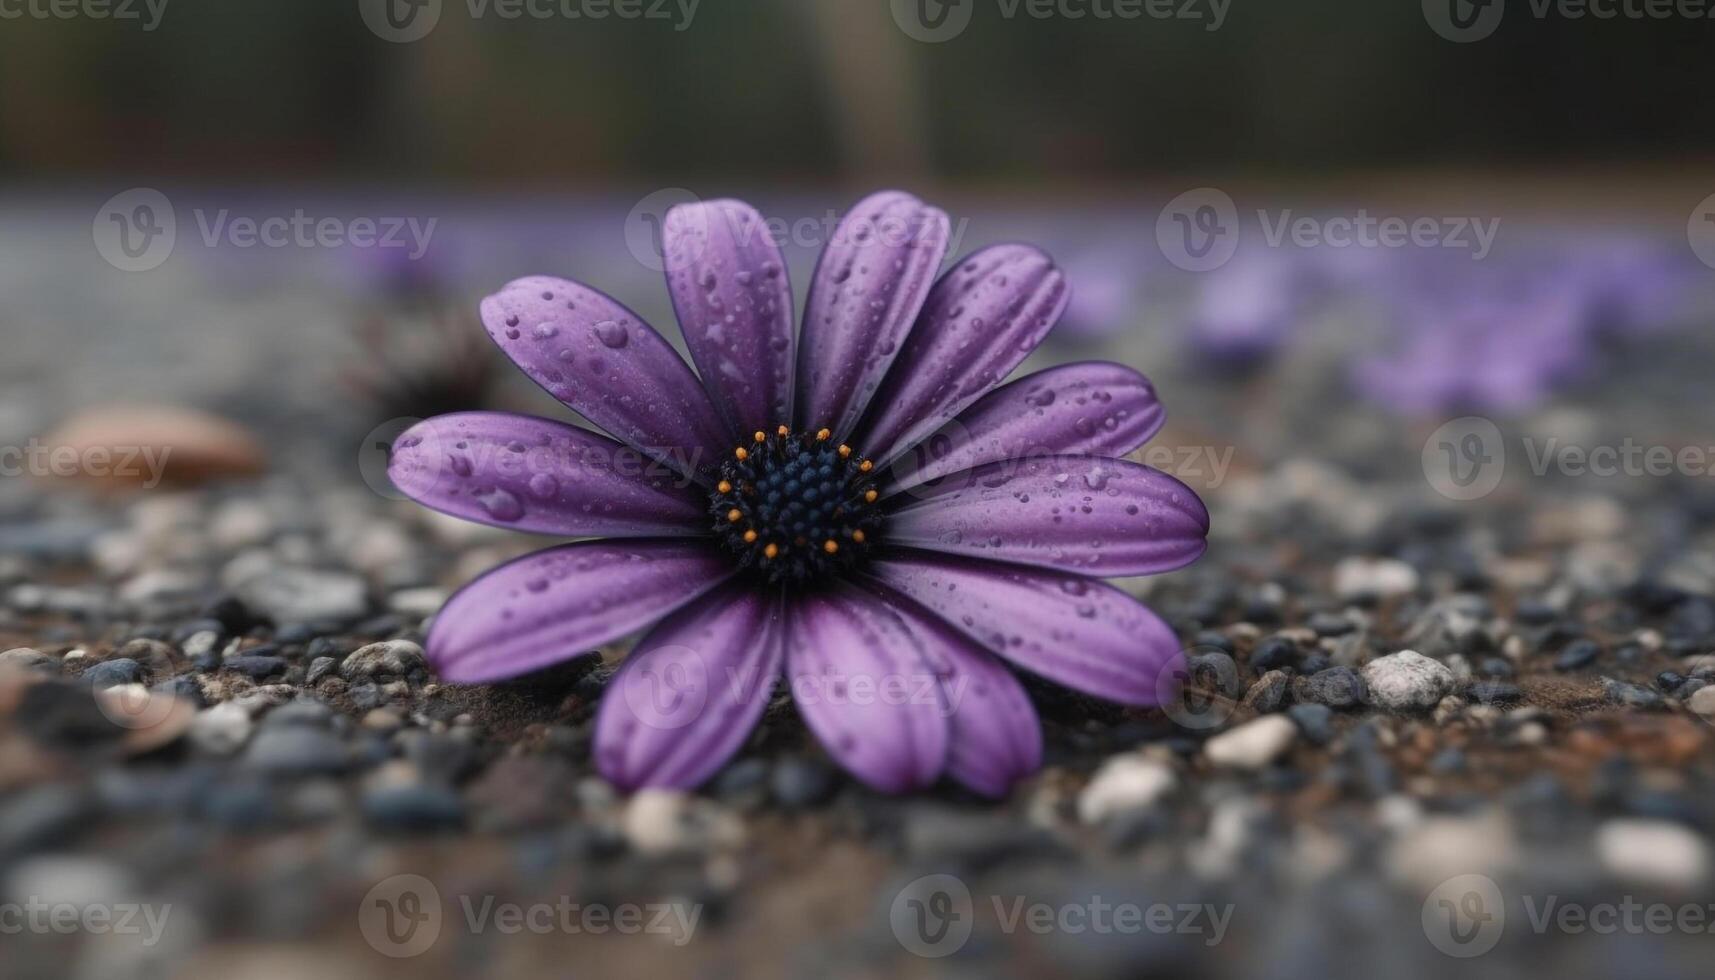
[1595,819,1709,889]
[0,648,55,675]
[82,658,145,690]
[1468,681,1522,705]
[1078,755,1177,823]
[340,640,426,680]
[1204,715,1298,770]
[1686,685,1715,719]
[1362,650,1454,712]
[1286,703,1336,745]
[1298,666,1367,709]
[1553,639,1602,672]
[1242,671,1290,714]
[224,655,287,680]
[1333,557,1419,601]
[1602,677,1665,710]
[769,757,837,809]
[189,702,254,755]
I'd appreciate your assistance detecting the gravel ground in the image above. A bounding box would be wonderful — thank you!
[2,203,1714,980]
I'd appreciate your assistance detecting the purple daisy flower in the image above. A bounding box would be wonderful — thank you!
[388,192,1209,796]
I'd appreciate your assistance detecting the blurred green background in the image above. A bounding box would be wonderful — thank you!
[3,0,1712,187]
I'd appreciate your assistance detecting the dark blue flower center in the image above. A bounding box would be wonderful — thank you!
[709,426,883,586]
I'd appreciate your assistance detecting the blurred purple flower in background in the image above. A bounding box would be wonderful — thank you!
[1053,243,1145,344]
[387,192,1209,796]
[1185,247,1308,372]
[1351,232,1693,416]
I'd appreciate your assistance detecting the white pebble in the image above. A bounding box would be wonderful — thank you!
[1077,755,1176,823]
[1204,715,1297,770]
[189,701,254,755]
[1688,685,1715,719]
[1363,650,1455,712]
[1596,819,1710,889]
[1334,557,1419,600]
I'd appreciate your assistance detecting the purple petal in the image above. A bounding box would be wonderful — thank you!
[786,586,949,793]
[882,590,1042,797]
[388,412,707,536]
[794,191,950,441]
[866,552,1182,706]
[595,586,785,791]
[426,539,732,684]
[662,200,796,437]
[883,362,1165,495]
[886,456,1209,576]
[857,244,1069,464]
[480,276,730,482]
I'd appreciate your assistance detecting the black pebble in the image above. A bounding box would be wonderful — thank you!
[225,655,288,680]
[1298,667,1367,710]
[1602,678,1664,710]
[82,658,145,689]
[1287,703,1336,745]
[1306,612,1355,637]
[1468,681,1522,705]
[1553,639,1602,672]
[1250,638,1300,673]
[171,618,227,646]
[362,784,467,832]
[771,757,838,809]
